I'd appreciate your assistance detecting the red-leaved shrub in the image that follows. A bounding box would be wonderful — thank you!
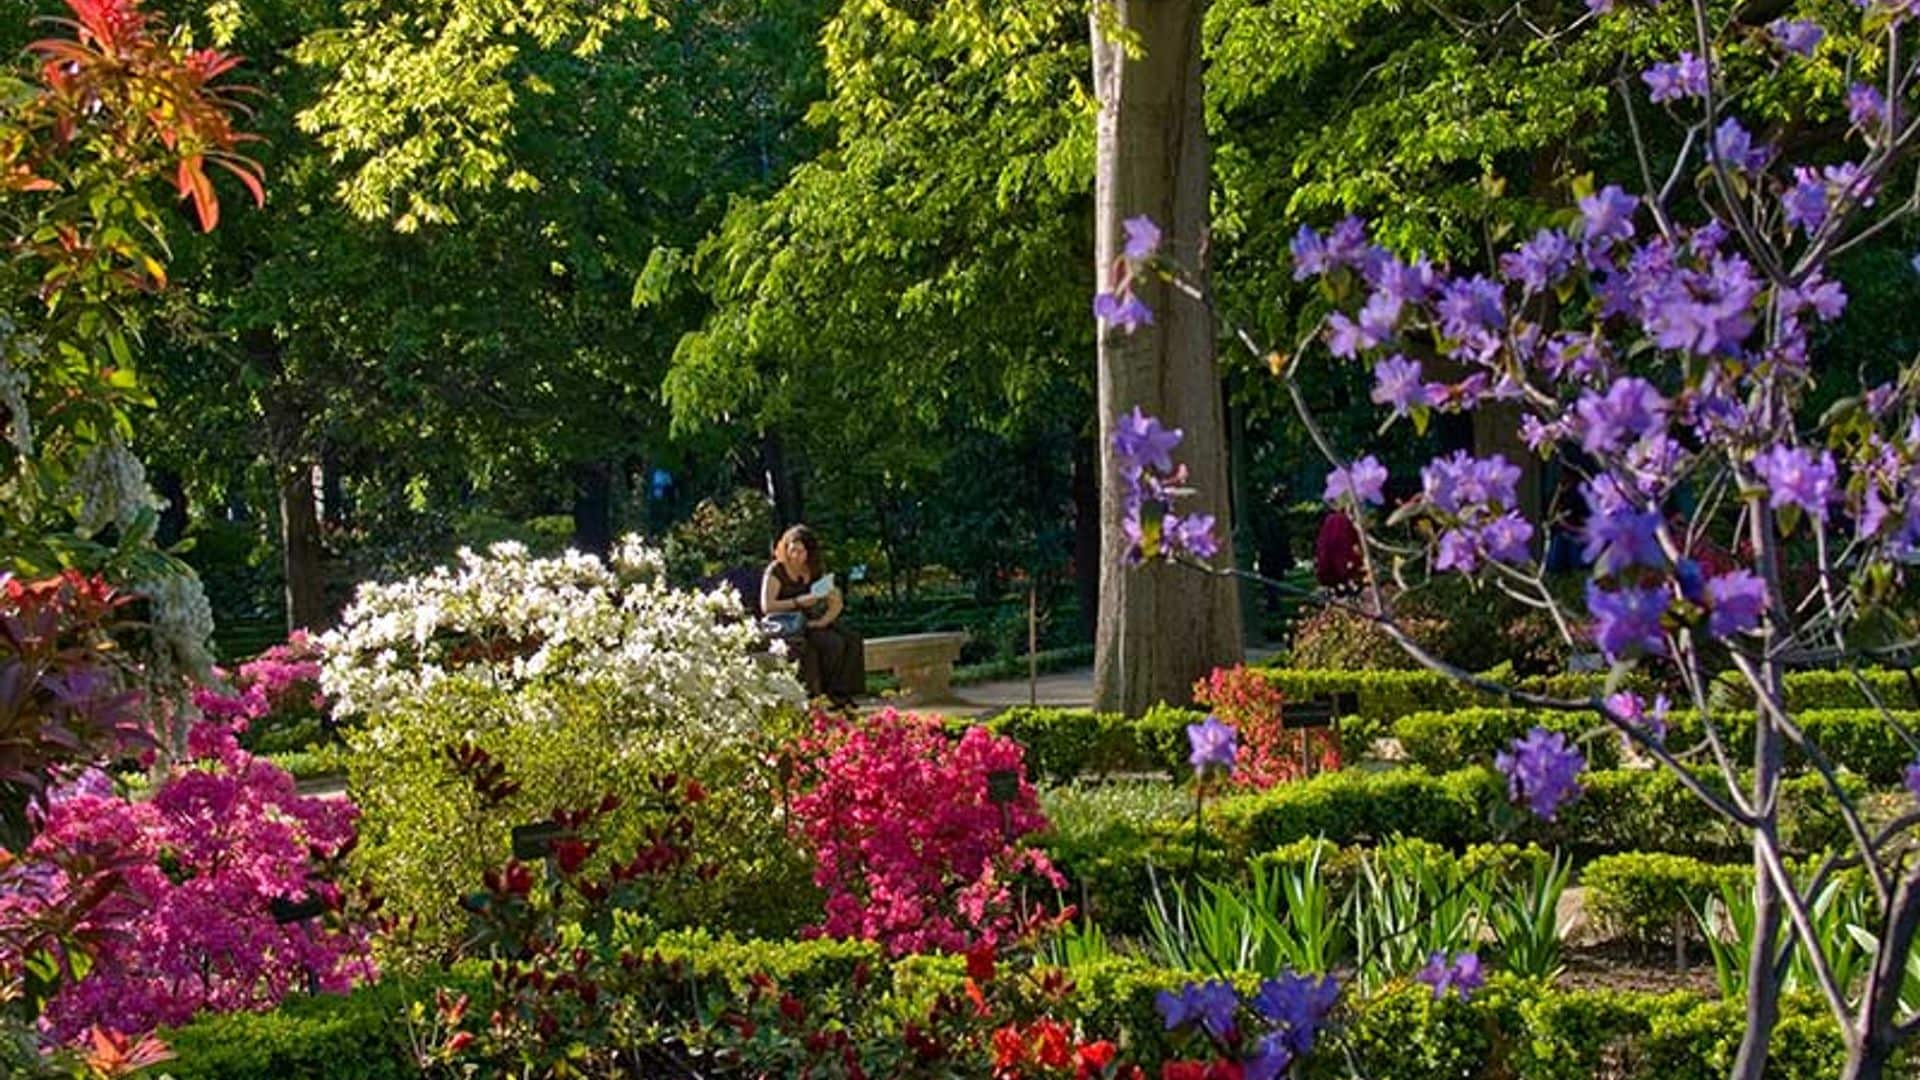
[1193,666,1340,789]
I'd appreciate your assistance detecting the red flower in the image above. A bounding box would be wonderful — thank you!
[1077,1040,1118,1079]
[992,1025,1027,1070]
[442,1031,475,1056]
[966,941,997,983]
[778,993,806,1023]
[1030,1020,1072,1071]
[552,839,593,876]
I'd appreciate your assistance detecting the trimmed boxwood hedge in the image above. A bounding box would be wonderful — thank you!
[160,948,1880,1080]
[1394,705,1920,784]
[1042,764,1866,935]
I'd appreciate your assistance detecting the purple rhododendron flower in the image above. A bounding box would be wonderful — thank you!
[1849,83,1888,129]
[1579,185,1638,249]
[1705,569,1767,637]
[1357,290,1403,345]
[1500,228,1576,294]
[1783,168,1830,234]
[1643,52,1708,102]
[1325,312,1365,358]
[1496,728,1586,819]
[1712,118,1770,172]
[1417,951,1486,1000]
[1112,407,1183,479]
[1434,528,1482,573]
[1587,582,1670,659]
[1606,691,1670,743]
[1291,225,1330,279]
[1906,761,1920,802]
[1574,377,1667,454]
[1167,512,1220,560]
[1583,501,1666,575]
[1752,444,1837,519]
[1187,716,1238,777]
[1094,290,1154,334]
[1436,272,1505,343]
[1423,451,1521,514]
[1325,455,1388,506]
[1122,215,1162,260]
[1372,355,1429,415]
[1769,18,1824,57]
[1481,512,1535,565]
[1373,257,1437,303]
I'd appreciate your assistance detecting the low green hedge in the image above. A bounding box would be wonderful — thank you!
[1395,705,1920,785]
[1395,707,1623,772]
[161,953,1874,1080]
[1254,665,1920,752]
[979,704,1207,782]
[1045,765,1868,933]
[1580,852,1748,946]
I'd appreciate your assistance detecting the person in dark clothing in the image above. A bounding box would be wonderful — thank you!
[760,524,865,707]
[1314,510,1364,590]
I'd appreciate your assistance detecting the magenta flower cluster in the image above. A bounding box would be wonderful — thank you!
[3,718,372,1042]
[792,708,1065,956]
[191,630,325,731]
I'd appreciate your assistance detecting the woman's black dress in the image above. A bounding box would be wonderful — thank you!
[768,563,865,703]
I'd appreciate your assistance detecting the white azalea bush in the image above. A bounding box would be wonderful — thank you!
[320,538,817,953]
[319,536,803,729]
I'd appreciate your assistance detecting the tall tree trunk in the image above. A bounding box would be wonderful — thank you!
[1090,0,1242,715]
[277,460,327,633]
[762,431,805,526]
[571,460,614,556]
[252,331,327,635]
[1071,434,1100,643]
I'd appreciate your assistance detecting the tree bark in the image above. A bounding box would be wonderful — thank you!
[276,460,327,633]
[571,460,614,556]
[762,431,805,527]
[1734,508,1791,1080]
[1090,0,1242,715]
[251,331,328,635]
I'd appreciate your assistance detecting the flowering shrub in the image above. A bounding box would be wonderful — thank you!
[2,722,371,1043]
[317,537,802,732]
[1104,0,1920,1069]
[1193,667,1340,788]
[792,708,1065,955]
[191,631,327,752]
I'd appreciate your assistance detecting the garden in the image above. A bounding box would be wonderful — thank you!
[9,0,1920,1077]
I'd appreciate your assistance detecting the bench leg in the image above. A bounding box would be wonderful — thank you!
[896,663,954,704]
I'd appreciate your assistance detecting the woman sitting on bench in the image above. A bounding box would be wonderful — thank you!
[761,524,865,707]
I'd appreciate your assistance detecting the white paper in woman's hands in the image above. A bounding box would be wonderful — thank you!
[808,573,834,599]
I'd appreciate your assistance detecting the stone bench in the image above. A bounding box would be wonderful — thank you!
[865,632,970,704]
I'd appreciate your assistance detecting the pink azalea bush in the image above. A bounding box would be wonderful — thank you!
[1,717,373,1042]
[791,708,1064,956]
[191,630,325,738]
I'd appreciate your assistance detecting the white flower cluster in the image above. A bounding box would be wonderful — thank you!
[317,537,803,740]
[68,438,163,537]
[139,570,216,679]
